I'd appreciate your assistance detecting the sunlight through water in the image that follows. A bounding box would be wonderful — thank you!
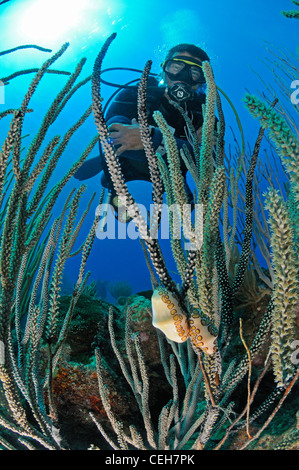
[2,0,126,50]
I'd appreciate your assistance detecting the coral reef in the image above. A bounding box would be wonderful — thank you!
[0,42,100,449]
[0,12,298,451]
[108,280,133,306]
[89,33,299,450]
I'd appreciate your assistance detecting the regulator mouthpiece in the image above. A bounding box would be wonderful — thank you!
[168,82,192,103]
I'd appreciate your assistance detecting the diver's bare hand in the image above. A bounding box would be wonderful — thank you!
[108,120,143,155]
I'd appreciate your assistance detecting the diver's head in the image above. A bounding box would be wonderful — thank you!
[161,44,210,104]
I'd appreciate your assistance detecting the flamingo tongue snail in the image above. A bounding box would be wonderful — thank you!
[151,286,218,355]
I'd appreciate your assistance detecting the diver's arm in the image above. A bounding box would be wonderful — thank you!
[73,118,196,181]
[108,121,143,155]
[108,118,194,160]
[105,86,196,159]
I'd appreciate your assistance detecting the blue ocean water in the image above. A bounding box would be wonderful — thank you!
[0,0,298,298]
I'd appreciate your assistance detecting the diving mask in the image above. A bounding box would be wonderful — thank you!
[162,56,205,86]
[162,55,205,103]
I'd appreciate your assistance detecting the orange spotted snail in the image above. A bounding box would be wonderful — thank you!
[151,286,217,355]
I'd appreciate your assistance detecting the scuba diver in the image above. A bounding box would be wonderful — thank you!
[74,43,213,221]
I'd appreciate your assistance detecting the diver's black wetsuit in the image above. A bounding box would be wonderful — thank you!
[75,77,207,200]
